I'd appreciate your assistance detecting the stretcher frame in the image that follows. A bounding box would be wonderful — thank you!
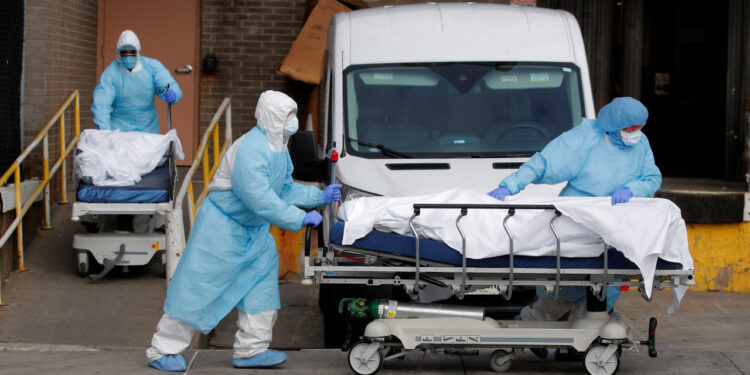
[70,142,177,280]
[305,203,694,374]
[305,203,695,303]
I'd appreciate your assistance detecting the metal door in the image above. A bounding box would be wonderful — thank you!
[97,0,200,165]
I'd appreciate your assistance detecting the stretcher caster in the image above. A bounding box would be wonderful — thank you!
[489,349,512,372]
[583,344,620,375]
[77,251,90,277]
[348,341,383,375]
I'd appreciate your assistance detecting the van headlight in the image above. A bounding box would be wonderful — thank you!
[339,183,379,203]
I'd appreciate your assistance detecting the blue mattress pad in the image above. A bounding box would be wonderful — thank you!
[76,163,170,203]
[330,222,682,270]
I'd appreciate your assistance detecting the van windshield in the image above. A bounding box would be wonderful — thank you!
[343,62,584,158]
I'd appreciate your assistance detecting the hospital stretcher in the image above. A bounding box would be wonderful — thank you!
[71,145,176,280]
[303,203,695,375]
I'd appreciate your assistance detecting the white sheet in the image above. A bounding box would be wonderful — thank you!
[75,129,185,186]
[338,188,692,312]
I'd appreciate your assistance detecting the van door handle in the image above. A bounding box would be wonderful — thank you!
[175,65,193,74]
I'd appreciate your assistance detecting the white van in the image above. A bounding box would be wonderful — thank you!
[290,2,596,347]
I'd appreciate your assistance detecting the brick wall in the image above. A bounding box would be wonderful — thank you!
[23,0,97,190]
[200,0,310,140]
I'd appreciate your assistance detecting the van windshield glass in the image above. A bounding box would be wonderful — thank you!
[344,62,584,158]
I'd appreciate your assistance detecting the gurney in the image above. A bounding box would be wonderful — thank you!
[71,154,175,279]
[71,102,182,280]
[303,195,695,375]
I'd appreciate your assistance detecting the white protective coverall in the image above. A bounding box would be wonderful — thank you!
[146,91,325,362]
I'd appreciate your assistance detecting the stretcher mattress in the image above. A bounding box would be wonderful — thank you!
[76,163,170,203]
[330,222,682,270]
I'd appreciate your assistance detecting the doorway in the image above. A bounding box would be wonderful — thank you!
[97,0,200,165]
[641,1,728,178]
[0,0,24,172]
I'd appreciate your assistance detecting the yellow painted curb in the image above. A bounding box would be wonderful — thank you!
[688,222,750,292]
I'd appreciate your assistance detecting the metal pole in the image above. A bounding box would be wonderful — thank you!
[58,113,68,204]
[14,169,27,271]
[74,92,80,138]
[165,208,184,284]
[42,134,52,229]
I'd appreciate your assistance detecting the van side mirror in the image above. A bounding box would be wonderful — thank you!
[289,131,327,182]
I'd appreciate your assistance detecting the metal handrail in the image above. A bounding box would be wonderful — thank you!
[176,97,232,226]
[0,90,80,306]
[165,97,232,283]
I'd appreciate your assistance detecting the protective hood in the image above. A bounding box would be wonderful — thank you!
[116,30,143,72]
[596,97,648,133]
[255,90,297,152]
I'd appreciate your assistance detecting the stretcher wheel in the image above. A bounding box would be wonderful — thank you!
[348,341,383,375]
[489,349,512,372]
[77,252,90,277]
[584,345,620,375]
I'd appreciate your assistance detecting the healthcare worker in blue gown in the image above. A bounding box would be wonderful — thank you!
[146,90,341,371]
[488,97,661,359]
[92,29,181,133]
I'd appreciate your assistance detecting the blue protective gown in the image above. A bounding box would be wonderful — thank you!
[92,57,182,134]
[499,97,662,310]
[164,126,324,333]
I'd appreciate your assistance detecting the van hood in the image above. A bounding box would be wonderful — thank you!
[335,155,564,198]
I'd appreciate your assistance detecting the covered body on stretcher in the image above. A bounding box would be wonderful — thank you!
[305,189,695,313]
[70,129,183,279]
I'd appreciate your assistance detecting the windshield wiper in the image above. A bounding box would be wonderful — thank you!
[347,137,412,158]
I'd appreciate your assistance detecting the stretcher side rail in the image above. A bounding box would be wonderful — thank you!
[71,202,173,220]
[310,262,692,296]
[409,203,575,300]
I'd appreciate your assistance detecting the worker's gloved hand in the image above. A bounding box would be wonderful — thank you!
[611,188,633,205]
[323,184,342,204]
[487,186,512,201]
[302,211,322,227]
[163,89,177,104]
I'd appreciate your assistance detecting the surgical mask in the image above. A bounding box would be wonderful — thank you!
[283,115,298,137]
[120,56,137,70]
[620,129,642,146]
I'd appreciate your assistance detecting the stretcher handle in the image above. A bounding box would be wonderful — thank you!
[456,208,468,298]
[407,212,422,296]
[304,224,313,257]
[500,209,515,300]
[549,210,563,300]
[413,203,556,211]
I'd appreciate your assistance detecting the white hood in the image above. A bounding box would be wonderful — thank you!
[255,90,297,152]
[116,29,143,72]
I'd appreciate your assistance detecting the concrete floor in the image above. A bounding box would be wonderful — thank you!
[0,204,749,374]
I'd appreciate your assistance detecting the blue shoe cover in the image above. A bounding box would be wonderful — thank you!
[149,355,187,371]
[233,349,287,368]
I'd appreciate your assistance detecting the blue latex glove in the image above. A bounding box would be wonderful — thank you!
[323,184,342,204]
[302,211,322,227]
[163,89,177,104]
[487,186,512,201]
[233,349,288,368]
[611,188,633,205]
[150,355,187,372]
